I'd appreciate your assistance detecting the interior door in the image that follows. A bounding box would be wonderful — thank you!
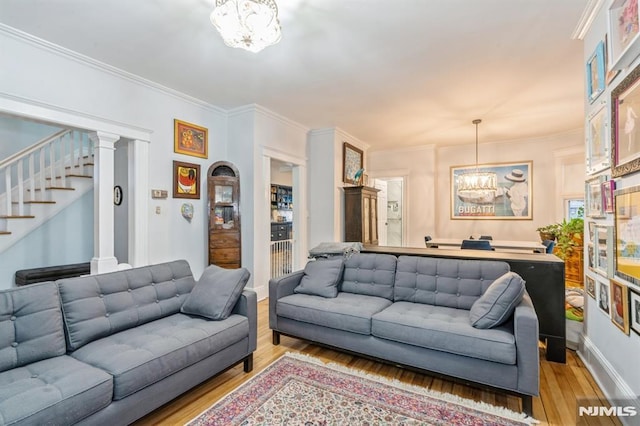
[374,179,388,246]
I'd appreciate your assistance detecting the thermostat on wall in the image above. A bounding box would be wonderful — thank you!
[151,189,168,199]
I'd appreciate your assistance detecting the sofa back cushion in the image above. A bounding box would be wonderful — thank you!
[394,256,510,309]
[341,253,397,300]
[0,281,66,372]
[57,260,196,351]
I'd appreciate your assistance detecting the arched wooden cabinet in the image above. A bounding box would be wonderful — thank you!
[208,161,241,268]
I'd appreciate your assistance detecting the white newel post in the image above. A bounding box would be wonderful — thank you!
[89,131,120,275]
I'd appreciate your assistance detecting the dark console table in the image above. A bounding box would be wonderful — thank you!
[362,246,566,363]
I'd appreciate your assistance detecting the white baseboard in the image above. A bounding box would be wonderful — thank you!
[578,335,639,425]
[252,284,268,301]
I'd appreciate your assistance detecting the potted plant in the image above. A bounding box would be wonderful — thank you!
[536,223,560,242]
[553,210,584,261]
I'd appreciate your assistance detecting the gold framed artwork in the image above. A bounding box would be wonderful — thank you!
[343,142,364,185]
[174,119,208,159]
[610,279,630,334]
[173,160,201,199]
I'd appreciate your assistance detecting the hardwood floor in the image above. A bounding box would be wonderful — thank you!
[135,299,619,426]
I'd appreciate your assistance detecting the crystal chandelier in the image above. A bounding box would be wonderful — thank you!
[210,0,282,53]
[456,119,497,203]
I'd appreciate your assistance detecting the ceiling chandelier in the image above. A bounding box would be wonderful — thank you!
[210,0,282,53]
[456,119,497,204]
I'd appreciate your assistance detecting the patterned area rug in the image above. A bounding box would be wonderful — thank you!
[189,353,537,425]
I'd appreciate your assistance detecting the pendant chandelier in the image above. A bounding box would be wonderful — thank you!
[210,0,282,53]
[456,119,497,203]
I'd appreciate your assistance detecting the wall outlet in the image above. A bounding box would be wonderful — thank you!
[155,206,161,214]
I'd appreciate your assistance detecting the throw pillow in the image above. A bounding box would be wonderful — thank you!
[294,257,344,298]
[469,271,526,329]
[181,264,250,320]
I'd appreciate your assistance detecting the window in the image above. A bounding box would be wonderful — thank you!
[566,199,585,220]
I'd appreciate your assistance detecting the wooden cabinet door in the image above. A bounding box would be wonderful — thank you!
[208,162,241,268]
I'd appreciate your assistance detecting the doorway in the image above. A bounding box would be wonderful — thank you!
[375,177,404,247]
[270,159,294,278]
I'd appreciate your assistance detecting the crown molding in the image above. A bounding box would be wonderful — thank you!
[0,92,153,141]
[0,23,226,115]
[227,104,309,133]
[369,143,436,155]
[572,0,606,40]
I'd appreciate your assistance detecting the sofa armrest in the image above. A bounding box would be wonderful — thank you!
[232,290,257,352]
[269,270,305,329]
[514,292,540,396]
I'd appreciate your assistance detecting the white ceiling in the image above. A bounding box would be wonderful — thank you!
[0,0,588,150]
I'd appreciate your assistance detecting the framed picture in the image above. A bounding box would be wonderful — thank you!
[598,279,611,316]
[602,179,616,213]
[174,119,208,159]
[611,62,640,177]
[586,275,596,299]
[614,185,640,285]
[173,161,200,199]
[587,41,606,103]
[450,161,532,220]
[607,0,640,72]
[629,287,640,335]
[343,142,364,185]
[588,243,596,270]
[605,34,623,85]
[587,104,610,175]
[594,225,614,278]
[610,280,630,334]
[585,175,606,218]
[588,220,596,243]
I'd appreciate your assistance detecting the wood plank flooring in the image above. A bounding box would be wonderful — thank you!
[135,299,619,426]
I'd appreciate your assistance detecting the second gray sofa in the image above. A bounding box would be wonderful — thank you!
[269,253,539,415]
[0,260,257,426]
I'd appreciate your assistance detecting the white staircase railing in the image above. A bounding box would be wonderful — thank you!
[0,130,93,217]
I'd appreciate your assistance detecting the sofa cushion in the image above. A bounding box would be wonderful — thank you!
[0,355,112,426]
[394,256,511,309]
[371,301,516,364]
[0,282,66,373]
[341,254,397,300]
[57,260,196,351]
[294,258,344,298]
[181,264,250,320]
[469,272,526,329]
[70,313,248,400]
[277,293,392,335]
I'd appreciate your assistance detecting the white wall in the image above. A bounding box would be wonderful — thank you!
[580,2,640,406]
[0,116,62,158]
[0,27,227,281]
[369,132,583,246]
[436,132,583,241]
[271,160,293,186]
[368,145,435,248]
[0,191,93,287]
[307,128,368,248]
[226,105,308,298]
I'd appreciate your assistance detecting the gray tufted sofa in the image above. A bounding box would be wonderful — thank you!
[0,260,257,425]
[270,253,539,415]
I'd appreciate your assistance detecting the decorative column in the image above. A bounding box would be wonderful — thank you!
[89,131,120,274]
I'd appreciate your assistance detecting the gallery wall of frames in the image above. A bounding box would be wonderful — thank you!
[584,1,640,338]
